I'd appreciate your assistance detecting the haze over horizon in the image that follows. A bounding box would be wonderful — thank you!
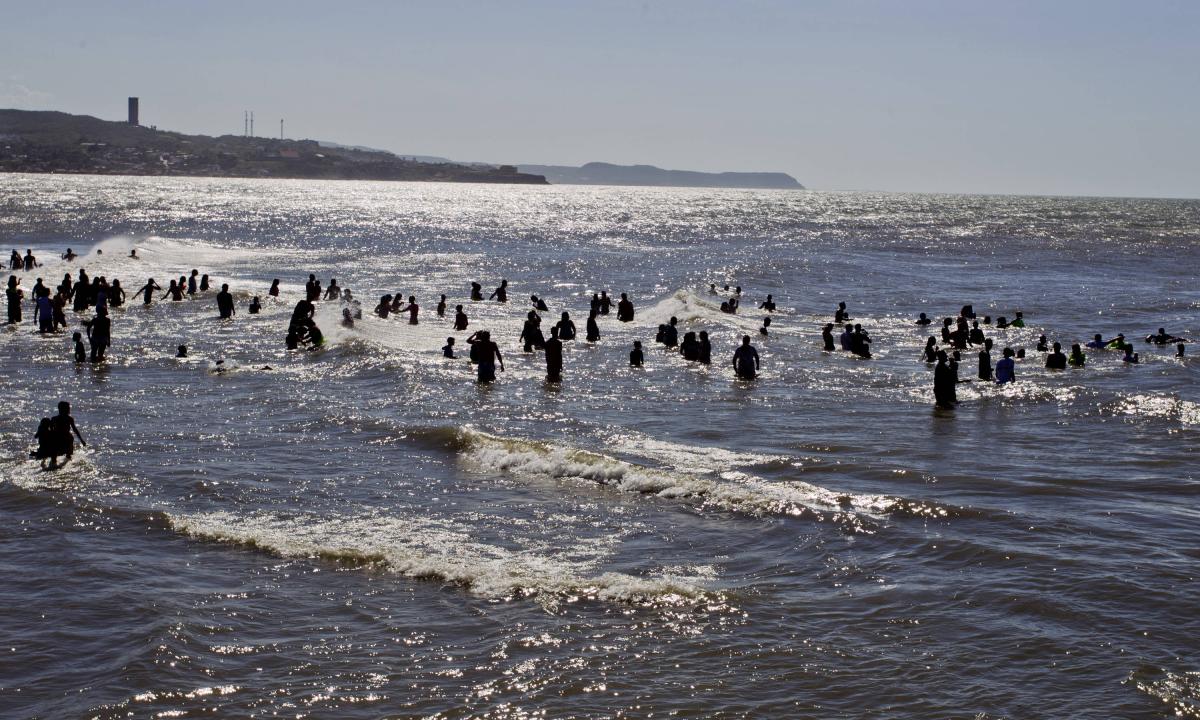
[1,0,1198,198]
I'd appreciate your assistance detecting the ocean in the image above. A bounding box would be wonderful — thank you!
[1,174,1197,718]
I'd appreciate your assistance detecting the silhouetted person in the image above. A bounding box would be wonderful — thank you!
[1069,343,1086,367]
[375,295,392,318]
[698,331,712,364]
[305,274,320,302]
[556,311,576,340]
[996,316,1009,329]
[324,279,340,300]
[617,293,634,322]
[969,321,984,346]
[598,291,612,315]
[436,294,447,317]
[401,295,419,324]
[760,316,771,336]
[63,248,77,261]
[470,282,483,301]
[530,295,549,312]
[200,274,210,292]
[176,344,188,358]
[45,401,86,469]
[960,304,975,319]
[188,269,199,295]
[544,327,563,382]
[129,248,138,259]
[249,296,261,314]
[1122,343,1139,363]
[467,330,503,382]
[629,340,644,367]
[341,308,355,327]
[72,332,86,362]
[35,288,53,333]
[661,316,678,348]
[8,250,20,271]
[586,310,600,343]
[923,337,939,363]
[834,301,850,323]
[995,347,1016,384]
[84,306,111,361]
[822,323,835,351]
[1010,311,1025,328]
[520,311,545,352]
[916,312,931,326]
[216,284,235,319]
[269,279,281,297]
[490,279,508,302]
[759,294,776,311]
[590,293,601,315]
[109,279,125,307]
[23,249,38,271]
[31,417,53,464]
[1146,327,1186,345]
[163,279,183,302]
[5,276,22,324]
[680,331,700,361]
[850,324,871,358]
[933,350,957,407]
[443,337,456,358]
[1178,343,1186,358]
[1036,335,1049,352]
[1045,342,1066,369]
[454,305,469,331]
[839,324,853,351]
[978,338,994,380]
[733,335,760,380]
[291,298,314,329]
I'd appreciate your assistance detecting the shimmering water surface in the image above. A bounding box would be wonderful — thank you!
[1,174,1197,718]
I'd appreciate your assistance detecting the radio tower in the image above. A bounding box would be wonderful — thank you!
[243,111,248,136]
[250,111,255,137]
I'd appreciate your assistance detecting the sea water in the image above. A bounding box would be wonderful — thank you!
[0,174,1197,718]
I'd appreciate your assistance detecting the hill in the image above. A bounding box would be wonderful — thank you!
[0,110,547,185]
[516,161,802,189]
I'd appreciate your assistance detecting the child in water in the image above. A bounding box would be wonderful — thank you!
[72,332,86,362]
[629,340,644,367]
[443,337,456,358]
[31,418,53,462]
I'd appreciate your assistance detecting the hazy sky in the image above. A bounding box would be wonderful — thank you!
[2,0,1198,197]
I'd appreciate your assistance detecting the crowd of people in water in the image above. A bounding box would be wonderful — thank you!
[5,246,1191,466]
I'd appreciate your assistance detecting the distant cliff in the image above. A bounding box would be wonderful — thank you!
[516,161,803,189]
[0,110,548,185]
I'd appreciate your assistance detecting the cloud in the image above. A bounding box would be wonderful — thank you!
[0,77,52,109]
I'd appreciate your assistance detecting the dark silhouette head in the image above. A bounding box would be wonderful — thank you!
[741,335,751,346]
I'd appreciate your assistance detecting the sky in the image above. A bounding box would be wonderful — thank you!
[1,0,1198,197]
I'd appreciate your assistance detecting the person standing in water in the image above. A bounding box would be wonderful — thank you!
[268,279,281,297]
[661,317,679,348]
[617,293,634,322]
[467,330,504,382]
[995,347,1016,384]
[586,310,600,343]
[84,306,111,361]
[822,324,836,352]
[732,335,760,380]
[324,279,340,301]
[443,337,456,358]
[5,276,22,325]
[470,282,483,301]
[555,311,576,341]
[978,338,994,380]
[216,284,236,319]
[436,295,447,317]
[598,291,612,315]
[188,270,199,295]
[544,327,564,382]
[759,294,776,311]
[490,279,508,302]
[454,305,469,331]
[400,296,419,325]
[45,401,86,469]
[933,350,957,408]
[629,340,644,367]
[835,302,851,323]
[1045,342,1067,369]
[698,331,712,364]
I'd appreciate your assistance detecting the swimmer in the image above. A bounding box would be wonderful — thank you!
[400,295,419,325]
[454,305,469,331]
[324,279,340,301]
[489,279,508,302]
[129,249,138,259]
[341,308,354,328]
[1145,328,1187,345]
[839,324,853,351]
[176,344,188,358]
[1036,335,1048,352]
[1122,343,1139,363]
[916,312,932,326]
[342,288,353,302]
[1045,342,1067,369]
[163,279,184,302]
[470,282,483,301]
[760,316,771,336]
[599,291,612,315]
[216,284,235,319]
[996,316,1009,329]
[822,323,835,352]
[23,249,38,271]
[617,293,634,322]
[732,335,760,380]
[1010,311,1026,328]
[249,296,262,314]
[443,337,456,358]
[629,340,644,367]
[72,332,86,362]
[84,306,111,361]
[1178,343,1186,358]
[544,327,563,382]
[995,347,1016,384]
[708,284,718,295]
[680,331,700,361]
[1069,343,1086,367]
[63,248,77,261]
[188,269,199,295]
[1086,333,1108,349]
[436,295,447,317]
[390,293,403,313]
[759,294,776,312]
[290,298,315,329]
[556,311,576,341]
[269,279,281,297]
[960,304,975,319]
[1106,334,1126,350]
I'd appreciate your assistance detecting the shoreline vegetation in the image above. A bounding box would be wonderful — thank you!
[0,109,549,185]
